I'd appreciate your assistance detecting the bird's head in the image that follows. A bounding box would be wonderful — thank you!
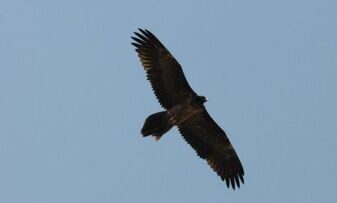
[194,95,208,105]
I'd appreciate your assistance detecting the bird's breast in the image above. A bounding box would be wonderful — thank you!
[168,103,204,125]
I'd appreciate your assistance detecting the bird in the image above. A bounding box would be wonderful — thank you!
[131,28,244,189]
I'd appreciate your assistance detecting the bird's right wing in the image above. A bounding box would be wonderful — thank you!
[132,29,197,109]
[178,109,244,189]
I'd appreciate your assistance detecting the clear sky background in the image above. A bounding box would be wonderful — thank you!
[0,0,336,202]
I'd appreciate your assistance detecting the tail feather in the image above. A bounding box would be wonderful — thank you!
[141,111,173,140]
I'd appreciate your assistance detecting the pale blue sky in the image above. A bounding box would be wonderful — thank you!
[0,0,336,202]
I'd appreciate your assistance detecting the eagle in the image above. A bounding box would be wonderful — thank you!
[131,28,244,189]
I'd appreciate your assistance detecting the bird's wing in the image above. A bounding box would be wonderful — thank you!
[132,28,197,109]
[178,109,244,189]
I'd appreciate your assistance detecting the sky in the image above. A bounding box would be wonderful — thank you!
[0,0,336,202]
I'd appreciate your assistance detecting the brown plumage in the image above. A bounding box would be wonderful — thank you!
[132,28,244,189]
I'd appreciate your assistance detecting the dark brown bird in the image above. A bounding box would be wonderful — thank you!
[131,28,244,189]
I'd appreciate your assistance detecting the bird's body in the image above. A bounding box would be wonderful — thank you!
[132,28,245,189]
[167,96,206,125]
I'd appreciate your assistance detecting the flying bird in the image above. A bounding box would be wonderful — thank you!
[131,28,244,189]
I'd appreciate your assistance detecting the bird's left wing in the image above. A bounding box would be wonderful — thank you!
[131,29,197,109]
[178,109,244,189]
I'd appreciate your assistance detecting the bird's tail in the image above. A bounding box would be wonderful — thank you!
[141,111,173,141]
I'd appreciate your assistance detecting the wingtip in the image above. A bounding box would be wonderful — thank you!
[144,28,151,34]
[234,175,240,188]
[224,174,244,190]
[230,177,235,190]
[133,28,146,37]
[138,28,149,36]
[131,42,139,48]
[225,178,230,188]
[239,174,244,184]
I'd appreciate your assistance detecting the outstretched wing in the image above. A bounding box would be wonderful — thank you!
[131,28,197,109]
[178,109,244,189]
